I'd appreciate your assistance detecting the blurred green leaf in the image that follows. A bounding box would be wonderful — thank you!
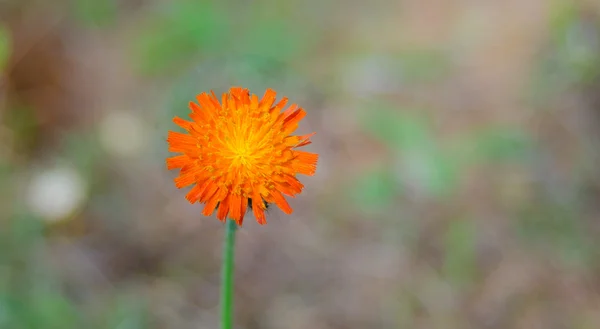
[561,23,600,83]
[472,128,533,162]
[31,293,81,329]
[2,292,79,328]
[9,211,43,246]
[73,0,117,27]
[104,295,148,329]
[549,0,579,41]
[237,17,307,63]
[0,296,21,328]
[5,106,39,153]
[443,219,477,286]
[517,203,594,268]
[0,24,10,73]
[61,131,102,178]
[0,162,13,198]
[0,299,10,328]
[394,49,451,83]
[394,293,418,327]
[528,2,600,102]
[540,1,600,86]
[362,105,433,151]
[349,167,399,212]
[362,104,460,197]
[401,148,459,197]
[134,1,229,75]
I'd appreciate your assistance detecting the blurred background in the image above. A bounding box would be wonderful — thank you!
[1,0,600,328]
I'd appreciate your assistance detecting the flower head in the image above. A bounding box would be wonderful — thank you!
[166,87,318,225]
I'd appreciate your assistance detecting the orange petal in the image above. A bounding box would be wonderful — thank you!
[284,132,314,147]
[283,175,304,194]
[273,174,301,196]
[281,104,298,118]
[270,98,290,116]
[253,206,266,225]
[230,87,247,99]
[173,117,193,131]
[296,139,312,147]
[186,179,211,203]
[166,155,190,170]
[284,136,300,146]
[221,92,228,111]
[259,89,277,111]
[174,166,204,188]
[189,102,210,123]
[216,194,231,221]
[198,181,219,203]
[274,182,296,197]
[271,190,293,214]
[239,197,248,225]
[250,94,259,110]
[190,100,203,113]
[209,90,221,108]
[229,194,242,223]
[281,109,306,135]
[295,132,315,147]
[196,93,215,112]
[251,188,264,209]
[292,151,318,176]
[167,131,197,152]
[188,113,203,125]
[202,193,220,217]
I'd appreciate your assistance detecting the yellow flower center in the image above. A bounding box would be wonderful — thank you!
[208,108,281,194]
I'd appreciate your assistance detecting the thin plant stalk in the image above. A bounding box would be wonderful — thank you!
[220,219,237,329]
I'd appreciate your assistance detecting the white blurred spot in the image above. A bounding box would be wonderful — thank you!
[99,111,146,157]
[26,166,86,222]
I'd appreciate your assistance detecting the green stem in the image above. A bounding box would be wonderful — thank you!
[220,219,237,329]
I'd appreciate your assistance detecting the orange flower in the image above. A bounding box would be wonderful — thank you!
[166,87,318,225]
